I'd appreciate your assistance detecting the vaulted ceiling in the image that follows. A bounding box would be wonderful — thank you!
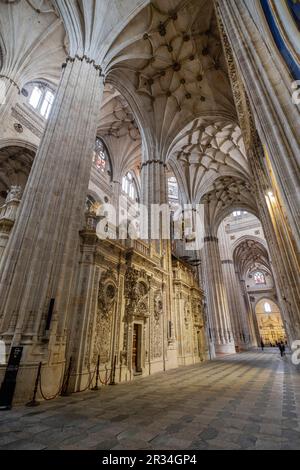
[168,119,249,204]
[233,238,271,279]
[97,85,142,181]
[104,0,236,158]
[0,0,255,218]
[0,146,35,204]
[0,0,66,88]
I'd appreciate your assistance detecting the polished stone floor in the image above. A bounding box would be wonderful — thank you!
[1,350,300,450]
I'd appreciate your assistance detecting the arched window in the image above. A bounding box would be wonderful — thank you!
[264,302,272,313]
[168,177,179,201]
[233,211,248,217]
[254,271,266,285]
[93,138,108,173]
[28,83,55,119]
[122,172,137,201]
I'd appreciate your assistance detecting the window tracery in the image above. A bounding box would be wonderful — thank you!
[253,271,266,285]
[122,172,137,201]
[93,138,108,173]
[28,83,55,119]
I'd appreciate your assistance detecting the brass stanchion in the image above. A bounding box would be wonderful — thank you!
[92,355,100,391]
[26,362,42,407]
[61,356,73,396]
[109,355,117,386]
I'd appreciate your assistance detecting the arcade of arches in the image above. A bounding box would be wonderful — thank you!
[0,0,299,451]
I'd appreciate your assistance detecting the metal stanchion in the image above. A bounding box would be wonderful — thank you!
[61,356,73,396]
[109,355,117,386]
[26,362,42,407]
[92,355,100,391]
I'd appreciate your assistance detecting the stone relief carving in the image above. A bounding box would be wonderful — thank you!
[124,267,150,322]
[5,185,22,203]
[93,269,117,364]
[154,292,163,324]
[184,300,191,328]
[121,267,151,367]
[151,291,163,359]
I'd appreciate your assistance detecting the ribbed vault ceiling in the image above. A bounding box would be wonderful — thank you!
[0,0,66,88]
[104,0,236,158]
[0,0,255,212]
[0,146,35,203]
[233,239,271,279]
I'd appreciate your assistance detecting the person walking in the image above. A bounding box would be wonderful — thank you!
[278,341,285,357]
[261,339,265,351]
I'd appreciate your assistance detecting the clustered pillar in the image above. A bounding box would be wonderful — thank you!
[202,235,235,355]
[0,56,104,396]
[141,157,178,367]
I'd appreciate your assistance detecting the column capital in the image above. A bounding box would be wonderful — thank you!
[141,160,167,170]
[204,236,218,243]
[62,55,103,75]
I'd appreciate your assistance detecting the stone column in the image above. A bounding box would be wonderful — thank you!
[141,159,167,209]
[67,212,101,393]
[215,3,300,347]
[0,57,103,392]
[221,260,250,349]
[215,0,300,248]
[248,144,300,344]
[239,278,260,347]
[0,187,22,262]
[140,157,178,368]
[202,235,235,355]
[218,222,253,349]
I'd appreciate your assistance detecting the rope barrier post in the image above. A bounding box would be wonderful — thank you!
[26,362,42,407]
[61,356,73,397]
[109,355,117,386]
[92,355,100,391]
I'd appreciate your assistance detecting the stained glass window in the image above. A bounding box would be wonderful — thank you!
[254,271,266,285]
[168,177,179,201]
[93,138,107,173]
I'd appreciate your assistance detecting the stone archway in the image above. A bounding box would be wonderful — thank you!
[255,298,287,346]
[0,144,35,204]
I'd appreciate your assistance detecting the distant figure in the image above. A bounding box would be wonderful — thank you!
[260,340,265,351]
[278,341,286,357]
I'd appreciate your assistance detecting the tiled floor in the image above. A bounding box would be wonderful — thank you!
[1,350,300,450]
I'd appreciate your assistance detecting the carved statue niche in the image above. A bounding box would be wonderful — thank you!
[5,186,22,203]
[124,267,150,322]
[0,186,23,225]
[184,300,191,328]
[121,267,151,367]
[93,269,117,364]
[151,290,164,359]
[154,292,163,324]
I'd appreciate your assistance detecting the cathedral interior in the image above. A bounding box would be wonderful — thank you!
[0,0,299,452]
